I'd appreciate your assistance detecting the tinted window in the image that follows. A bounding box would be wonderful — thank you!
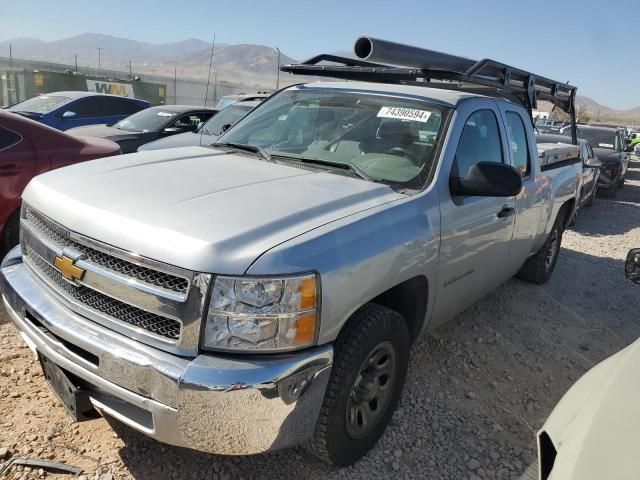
[454,109,503,178]
[102,97,144,116]
[0,126,21,150]
[172,112,210,130]
[505,112,530,176]
[69,97,105,118]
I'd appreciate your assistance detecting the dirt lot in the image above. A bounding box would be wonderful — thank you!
[1,160,640,480]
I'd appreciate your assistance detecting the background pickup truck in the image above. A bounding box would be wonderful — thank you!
[0,37,581,467]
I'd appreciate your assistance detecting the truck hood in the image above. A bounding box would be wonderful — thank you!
[543,339,640,480]
[23,146,404,273]
[138,131,215,152]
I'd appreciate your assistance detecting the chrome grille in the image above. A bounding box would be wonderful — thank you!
[24,245,182,340]
[25,207,189,294]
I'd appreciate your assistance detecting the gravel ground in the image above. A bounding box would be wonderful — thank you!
[1,159,640,480]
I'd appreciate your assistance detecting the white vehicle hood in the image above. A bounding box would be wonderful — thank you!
[542,338,640,480]
[23,146,404,273]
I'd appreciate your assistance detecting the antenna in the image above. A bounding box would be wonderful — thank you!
[201,35,216,147]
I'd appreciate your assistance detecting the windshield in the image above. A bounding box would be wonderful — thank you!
[568,128,620,151]
[113,108,178,132]
[218,88,448,188]
[8,95,70,113]
[214,97,238,110]
[202,104,253,136]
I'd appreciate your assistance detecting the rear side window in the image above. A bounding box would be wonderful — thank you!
[69,97,105,118]
[102,97,145,116]
[454,109,503,178]
[0,126,21,150]
[505,112,531,176]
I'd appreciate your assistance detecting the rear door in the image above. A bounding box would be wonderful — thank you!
[434,99,517,324]
[496,103,542,272]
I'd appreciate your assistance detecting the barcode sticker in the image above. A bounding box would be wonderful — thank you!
[377,107,432,123]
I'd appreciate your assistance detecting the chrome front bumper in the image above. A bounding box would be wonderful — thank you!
[0,246,333,455]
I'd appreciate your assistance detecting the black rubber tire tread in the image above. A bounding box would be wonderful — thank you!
[306,303,410,467]
[516,215,563,285]
[1,209,20,257]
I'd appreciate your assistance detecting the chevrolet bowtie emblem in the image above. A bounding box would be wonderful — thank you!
[53,255,86,283]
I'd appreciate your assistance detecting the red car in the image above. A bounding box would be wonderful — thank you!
[0,110,120,254]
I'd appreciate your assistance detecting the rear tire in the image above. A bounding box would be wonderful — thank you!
[516,216,564,285]
[306,304,410,467]
[1,209,20,257]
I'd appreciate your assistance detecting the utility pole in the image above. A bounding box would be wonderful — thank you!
[96,47,103,68]
[276,47,281,90]
[9,44,12,67]
[129,60,132,78]
[174,67,177,104]
[74,54,78,72]
[213,71,218,103]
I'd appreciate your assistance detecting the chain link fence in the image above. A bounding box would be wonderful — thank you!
[0,56,253,107]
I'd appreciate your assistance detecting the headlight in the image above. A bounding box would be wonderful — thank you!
[202,273,319,352]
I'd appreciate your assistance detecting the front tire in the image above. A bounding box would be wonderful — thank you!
[307,304,410,467]
[516,215,564,285]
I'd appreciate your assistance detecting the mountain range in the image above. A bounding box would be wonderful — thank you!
[1,33,639,123]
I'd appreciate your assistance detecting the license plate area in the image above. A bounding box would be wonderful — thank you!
[39,354,95,421]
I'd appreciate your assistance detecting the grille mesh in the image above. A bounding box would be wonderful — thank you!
[24,246,181,340]
[25,208,189,294]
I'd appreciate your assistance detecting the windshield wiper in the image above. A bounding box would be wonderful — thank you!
[291,157,373,182]
[210,142,272,162]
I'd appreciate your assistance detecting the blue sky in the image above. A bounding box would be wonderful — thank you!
[0,0,635,109]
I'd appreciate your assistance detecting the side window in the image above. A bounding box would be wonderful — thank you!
[0,126,21,150]
[504,112,531,176]
[453,109,503,178]
[173,113,205,129]
[107,98,144,116]
[69,98,105,118]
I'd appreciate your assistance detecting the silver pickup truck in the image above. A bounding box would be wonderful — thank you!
[0,38,582,466]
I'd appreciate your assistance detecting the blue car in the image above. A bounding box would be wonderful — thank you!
[6,91,149,131]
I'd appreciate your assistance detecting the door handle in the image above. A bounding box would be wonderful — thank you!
[497,206,515,218]
[0,164,17,170]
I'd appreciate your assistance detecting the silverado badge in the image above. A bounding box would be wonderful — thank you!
[53,255,86,283]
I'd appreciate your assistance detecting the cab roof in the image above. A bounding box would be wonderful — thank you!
[299,81,490,108]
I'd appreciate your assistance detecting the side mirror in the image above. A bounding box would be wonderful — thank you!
[625,249,640,284]
[162,127,184,135]
[450,161,523,197]
[585,157,602,168]
[62,111,77,119]
[220,123,233,133]
[625,144,634,153]
[196,122,204,131]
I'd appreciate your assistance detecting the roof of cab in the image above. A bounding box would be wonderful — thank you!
[299,81,488,107]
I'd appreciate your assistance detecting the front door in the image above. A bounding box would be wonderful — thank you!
[433,104,516,326]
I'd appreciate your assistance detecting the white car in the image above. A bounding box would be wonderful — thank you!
[537,249,640,479]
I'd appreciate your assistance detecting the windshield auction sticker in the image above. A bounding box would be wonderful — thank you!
[377,107,432,123]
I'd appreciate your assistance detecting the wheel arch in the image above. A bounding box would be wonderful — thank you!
[366,275,429,343]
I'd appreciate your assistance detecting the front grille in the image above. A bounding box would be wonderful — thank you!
[24,245,181,340]
[25,208,189,294]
